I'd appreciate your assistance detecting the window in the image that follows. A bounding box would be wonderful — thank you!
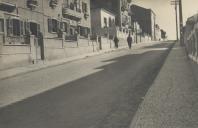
[60,22,69,33]
[30,22,40,36]
[0,19,4,33]
[104,17,107,27]
[6,18,23,36]
[70,28,74,35]
[48,18,60,33]
[82,2,87,13]
[109,18,112,27]
[73,0,81,12]
[24,21,30,35]
[64,0,69,7]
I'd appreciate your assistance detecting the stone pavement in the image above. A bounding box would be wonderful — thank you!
[0,41,157,80]
[130,42,198,128]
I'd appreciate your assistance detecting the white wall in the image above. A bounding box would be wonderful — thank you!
[100,10,115,28]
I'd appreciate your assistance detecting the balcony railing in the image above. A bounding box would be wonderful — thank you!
[62,4,82,21]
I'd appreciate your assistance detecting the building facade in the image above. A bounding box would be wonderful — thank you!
[130,4,156,40]
[0,0,91,43]
[0,0,91,69]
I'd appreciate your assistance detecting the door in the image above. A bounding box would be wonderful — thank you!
[30,22,42,61]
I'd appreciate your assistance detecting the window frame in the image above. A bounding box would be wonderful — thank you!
[48,18,60,33]
[0,18,4,33]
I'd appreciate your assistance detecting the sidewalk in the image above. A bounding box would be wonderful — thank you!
[130,43,198,128]
[0,41,158,80]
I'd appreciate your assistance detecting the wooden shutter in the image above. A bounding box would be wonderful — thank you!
[37,24,40,36]
[57,20,60,32]
[6,18,13,36]
[20,20,24,36]
[25,21,30,35]
[60,22,64,31]
[48,18,52,33]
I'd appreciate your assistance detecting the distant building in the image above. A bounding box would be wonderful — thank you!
[91,8,115,37]
[91,0,132,38]
[130,4,156,40]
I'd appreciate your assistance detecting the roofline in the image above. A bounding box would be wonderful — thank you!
[92,8,116,16]
[131,4,156,16]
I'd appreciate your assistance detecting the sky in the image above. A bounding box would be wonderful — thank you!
[132,0,198,40]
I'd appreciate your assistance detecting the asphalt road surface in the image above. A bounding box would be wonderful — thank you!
[0,41,174,128]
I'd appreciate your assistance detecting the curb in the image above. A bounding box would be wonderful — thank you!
[129,42,176,128]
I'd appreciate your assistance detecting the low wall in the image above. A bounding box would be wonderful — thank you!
[0,35,139,70]
[0,45,31,70]
[44,38,65,61]
[44,38,99,61]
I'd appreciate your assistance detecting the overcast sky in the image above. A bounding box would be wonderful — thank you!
[133,0,198,39]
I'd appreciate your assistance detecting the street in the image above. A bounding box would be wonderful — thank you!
[0,42,174,128]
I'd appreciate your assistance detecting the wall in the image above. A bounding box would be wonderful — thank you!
[90,8,101,36]
[100,9,115,28]
[184,13,198,63]
[79,0,91,29]
[0,0,92,70]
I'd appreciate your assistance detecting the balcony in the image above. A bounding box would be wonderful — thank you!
[62,4,82,21]
[27,0,38,10]
[84,12,89,19]
[0,2,16,12]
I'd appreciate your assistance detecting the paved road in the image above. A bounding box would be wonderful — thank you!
[0,42,174,128]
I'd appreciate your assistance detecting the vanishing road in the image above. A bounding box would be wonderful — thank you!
[0,41,174,128]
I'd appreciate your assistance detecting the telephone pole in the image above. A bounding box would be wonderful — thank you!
[179,0,184,46]
[171,0,179,41]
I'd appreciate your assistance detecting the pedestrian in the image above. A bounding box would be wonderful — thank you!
[38,31,45,60]
[127,33,133,49]
[114,35,119,48]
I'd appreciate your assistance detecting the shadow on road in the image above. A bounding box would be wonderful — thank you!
[0,43,174,128]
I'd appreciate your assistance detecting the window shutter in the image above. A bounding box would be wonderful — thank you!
[37,24,40,36]
[20,20,24,36]
[6,19,9,36]
[25,21,30,35]
[60,22,64,31]
[48,18,52,33]
[6,18,13,36]
[64,22,68,32]
[10,19,13,36]
[57,20,60,31]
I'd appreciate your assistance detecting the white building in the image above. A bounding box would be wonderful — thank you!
[91,8,115,38]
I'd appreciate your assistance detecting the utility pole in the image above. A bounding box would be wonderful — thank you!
[171,0,179,41]
[179,0,184,46]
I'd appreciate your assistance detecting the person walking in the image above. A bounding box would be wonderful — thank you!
[114,35,119,48]
[38,31,45,60]
[127,33,133,49]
